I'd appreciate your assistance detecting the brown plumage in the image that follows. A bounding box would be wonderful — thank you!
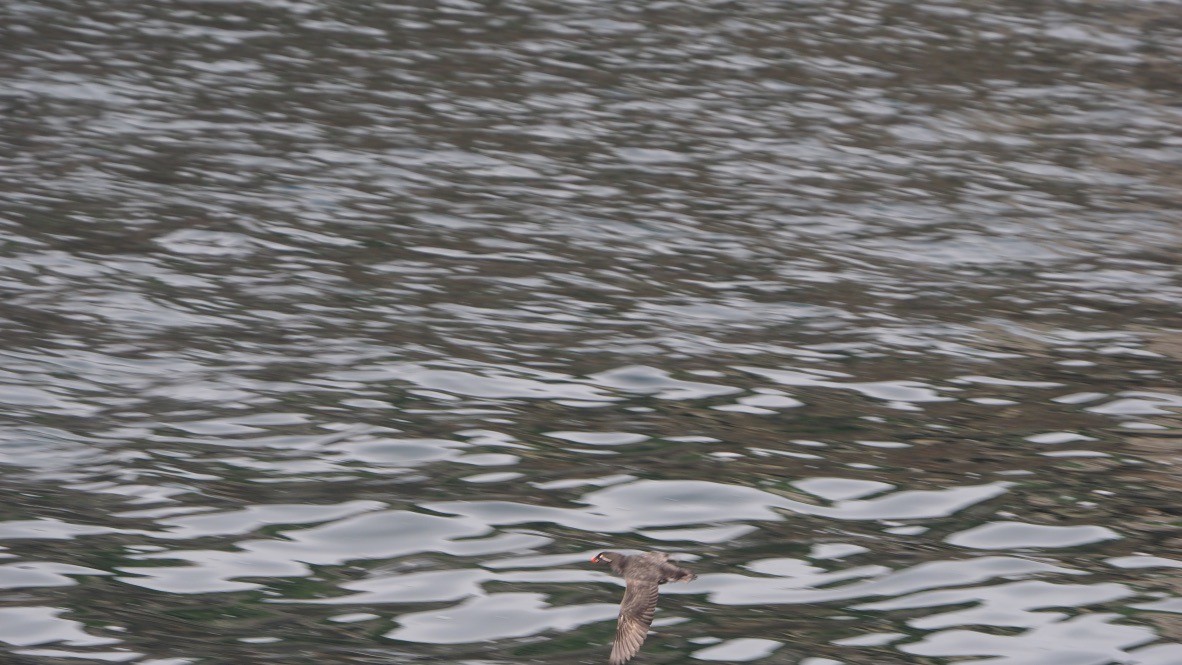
[591,551,696,665]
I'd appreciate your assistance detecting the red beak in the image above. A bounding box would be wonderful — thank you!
[590,555,599,563]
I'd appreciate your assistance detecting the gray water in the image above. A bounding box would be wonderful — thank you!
[2,1,1182,663]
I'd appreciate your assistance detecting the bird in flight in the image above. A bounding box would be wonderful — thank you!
[591,551,697,665]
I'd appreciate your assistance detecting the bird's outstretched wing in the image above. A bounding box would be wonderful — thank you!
[609,580,659,665]
[659,561,696,583]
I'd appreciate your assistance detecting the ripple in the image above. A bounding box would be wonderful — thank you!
[1107,556,1182,570]
[589,366,742,400]
[793,478,894,501]
[947,522,1122,550]
[329,437,467,466]
[118,510,550,594]
[704,556,1078,606]
[0,607,119,647]
[0,519,125,541]
[737,366,952,406]
[0,562,111,590]
[899,613,1156,664]
[426,479,1009,534]
[150,501,384,539]
[385,593,618,644]
[1088,392,1182,416]
[154,230,257,257]
[857,580,1133,629]
[544,431,650,446]
[693,638,782,661]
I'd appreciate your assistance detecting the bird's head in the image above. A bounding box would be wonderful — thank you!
[591,551,616,564]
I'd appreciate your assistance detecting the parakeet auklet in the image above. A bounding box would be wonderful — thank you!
[591,551,696,665]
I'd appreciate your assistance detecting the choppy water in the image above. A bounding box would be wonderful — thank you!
[2,0,1182,663]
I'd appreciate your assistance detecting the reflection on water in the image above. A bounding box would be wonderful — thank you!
[2,0,1182,663]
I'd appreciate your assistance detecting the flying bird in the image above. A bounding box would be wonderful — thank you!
[591,551,697,665]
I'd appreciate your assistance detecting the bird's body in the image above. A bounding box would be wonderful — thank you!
[591,551,696,665]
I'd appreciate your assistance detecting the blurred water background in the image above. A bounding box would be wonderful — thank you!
[2,0,1182,663]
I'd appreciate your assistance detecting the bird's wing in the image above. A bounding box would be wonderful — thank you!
[659,561,696,583]
[609,580,660,665]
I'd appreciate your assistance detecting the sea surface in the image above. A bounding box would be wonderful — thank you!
[2,0,1181,664]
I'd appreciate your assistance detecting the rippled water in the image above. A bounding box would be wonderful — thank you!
[2,0,1182,663]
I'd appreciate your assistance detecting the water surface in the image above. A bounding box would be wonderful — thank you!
[2,1,1182,664]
